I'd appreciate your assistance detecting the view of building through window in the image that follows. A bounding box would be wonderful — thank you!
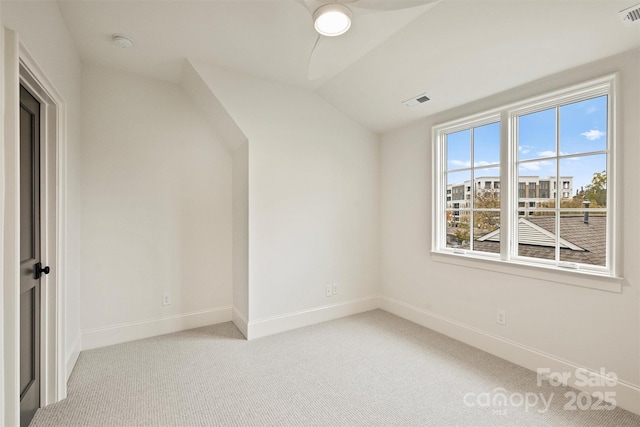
[439,85,610,271]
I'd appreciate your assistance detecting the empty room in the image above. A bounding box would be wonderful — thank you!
[1,0,639,426]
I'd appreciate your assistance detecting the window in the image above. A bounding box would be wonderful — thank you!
[540,181,550,198]
[433,75,616,278]
[442,120,501,252]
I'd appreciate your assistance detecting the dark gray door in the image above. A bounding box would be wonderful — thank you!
[20,84,43,427]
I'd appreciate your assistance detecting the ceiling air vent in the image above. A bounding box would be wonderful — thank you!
[403,93,430,107]
[620,3,640,23]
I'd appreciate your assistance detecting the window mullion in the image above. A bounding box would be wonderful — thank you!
[470,128,475,252]
[555,107,561,265]
[435,130,445,252]
[500,110,511,261]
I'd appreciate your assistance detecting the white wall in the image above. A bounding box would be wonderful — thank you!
[1,1,82,423]
[231,142,249,332]
[2,0,83,369]
[192,62,380,334]
[380,50,640,406]
[0,1,5,422]
[179,62,249,335]
[80,65,233,348]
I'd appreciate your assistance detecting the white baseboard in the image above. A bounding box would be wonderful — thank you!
[232,306,248,339]
[81,306,232,350]
[66,336,82,380]
[379,296,640,416]
[247,295,380,340]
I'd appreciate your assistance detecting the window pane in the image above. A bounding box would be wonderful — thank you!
[518,107,556,160]
[559,95,607,155]
[517,212,556,261]
[474,167,500,208]
[447,170,470,207]
[473,211,500,254]
[518,160,556,208]
[538,179,551,199]
[474,122,500,166]
[559,211,606,267]
[560,154,606,208]
[446,210,470,249]
[447,129,470,170]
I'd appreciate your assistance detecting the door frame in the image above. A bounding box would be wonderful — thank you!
[2,29,67,426]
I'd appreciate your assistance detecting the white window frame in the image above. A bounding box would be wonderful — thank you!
[432,74,620,292]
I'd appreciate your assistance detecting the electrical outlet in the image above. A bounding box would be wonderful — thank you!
[163,293,171,306]
[332,283,338,295]
[325,285,333,297]
[496,309,506,325]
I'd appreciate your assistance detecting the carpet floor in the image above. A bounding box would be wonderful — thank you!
[31,309,640,426]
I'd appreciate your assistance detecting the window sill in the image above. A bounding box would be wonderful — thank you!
[430,251,622,293]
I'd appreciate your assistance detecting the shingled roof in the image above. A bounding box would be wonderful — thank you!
[472,215,606,266]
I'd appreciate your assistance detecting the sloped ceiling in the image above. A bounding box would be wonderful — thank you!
[58,0,640,133]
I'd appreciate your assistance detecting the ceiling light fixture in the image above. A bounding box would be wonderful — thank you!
[313,4,352,37]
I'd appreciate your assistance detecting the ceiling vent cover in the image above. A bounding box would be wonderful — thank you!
[620,3,640,23]
[403,93,430,107]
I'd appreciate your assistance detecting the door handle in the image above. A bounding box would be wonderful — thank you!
[35,262,50,280]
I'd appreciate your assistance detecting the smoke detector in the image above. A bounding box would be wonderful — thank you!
[112,34,134,48]
[620,3,640,23]
[402,93,430,107]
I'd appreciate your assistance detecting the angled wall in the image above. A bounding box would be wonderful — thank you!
[180,62,249,337]
[192,62,381,338]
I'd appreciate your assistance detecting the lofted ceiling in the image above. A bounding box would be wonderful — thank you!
[58,0,640,133]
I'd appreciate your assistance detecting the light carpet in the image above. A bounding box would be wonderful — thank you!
[31,310,640,426]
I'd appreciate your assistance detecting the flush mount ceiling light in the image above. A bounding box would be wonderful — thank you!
[112,34,134,49]
[313,4,352,37]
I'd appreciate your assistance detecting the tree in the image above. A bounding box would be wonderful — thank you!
[532,170,607,215]
[473,192,500,234]
[581,170,606,207]
[448,192,500,247]
[533,198,583,215]
[454,214,470,245]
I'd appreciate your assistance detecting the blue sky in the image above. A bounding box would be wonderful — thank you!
[446,96,608,193]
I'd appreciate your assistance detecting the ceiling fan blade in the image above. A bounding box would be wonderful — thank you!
[296,0,330,15]
[308,34,328,80]
[351,0,440,11]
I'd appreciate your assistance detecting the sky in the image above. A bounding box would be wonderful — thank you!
[446,95,608,196]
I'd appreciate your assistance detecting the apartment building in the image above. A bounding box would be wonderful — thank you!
[447,176,574,219]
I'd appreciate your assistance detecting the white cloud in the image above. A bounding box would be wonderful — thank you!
[581,129,605,141]
[519,163,542,171]
[474,160,496,167]
[535,150,576,158]
[450,160,470,167]
[537,150,556,157]
[519,145,532,154]
[519,160,552,172]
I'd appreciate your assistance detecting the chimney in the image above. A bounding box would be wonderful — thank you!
[583,200,591,224]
